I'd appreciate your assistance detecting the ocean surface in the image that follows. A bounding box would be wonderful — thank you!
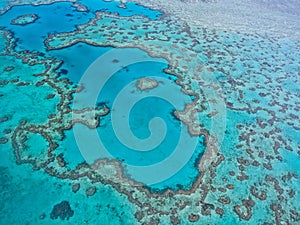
[0,0,299,224]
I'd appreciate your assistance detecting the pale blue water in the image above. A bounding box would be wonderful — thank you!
[96,59,204,189]
[1,1,161,52]
[0,2,166,224]
[0,0,300,224]
[4,0,202,187]
[76,0,163,19]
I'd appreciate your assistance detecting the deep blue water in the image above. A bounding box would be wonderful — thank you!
[0,1,204,190]
[1,0,300,224]
[0,1,161,52]
[52,43,112,82]
[96,60,205,189]
[77,0,163,19]
[0,2,94,51]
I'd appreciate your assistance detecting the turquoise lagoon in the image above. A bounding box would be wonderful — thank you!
[1,0,300,225]
[0,1,203,224]
[1,0,203,188]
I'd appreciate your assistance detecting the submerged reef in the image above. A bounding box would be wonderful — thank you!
[11,14,39,25]
[136,77,158,91]
[0,0,299,224]
[50,201,74,220]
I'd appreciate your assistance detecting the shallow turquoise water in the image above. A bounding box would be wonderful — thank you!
[96,59,205,189]
[76,0,163,19]
[0,2,166,224]
[1,0,300,224]
[1,1,161,52]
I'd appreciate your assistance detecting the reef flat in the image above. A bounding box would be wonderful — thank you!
[10,13,39,25]
[136,77,158,91]
[0,0,300,224]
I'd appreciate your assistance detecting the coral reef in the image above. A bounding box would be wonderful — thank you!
[50,201,74,220]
